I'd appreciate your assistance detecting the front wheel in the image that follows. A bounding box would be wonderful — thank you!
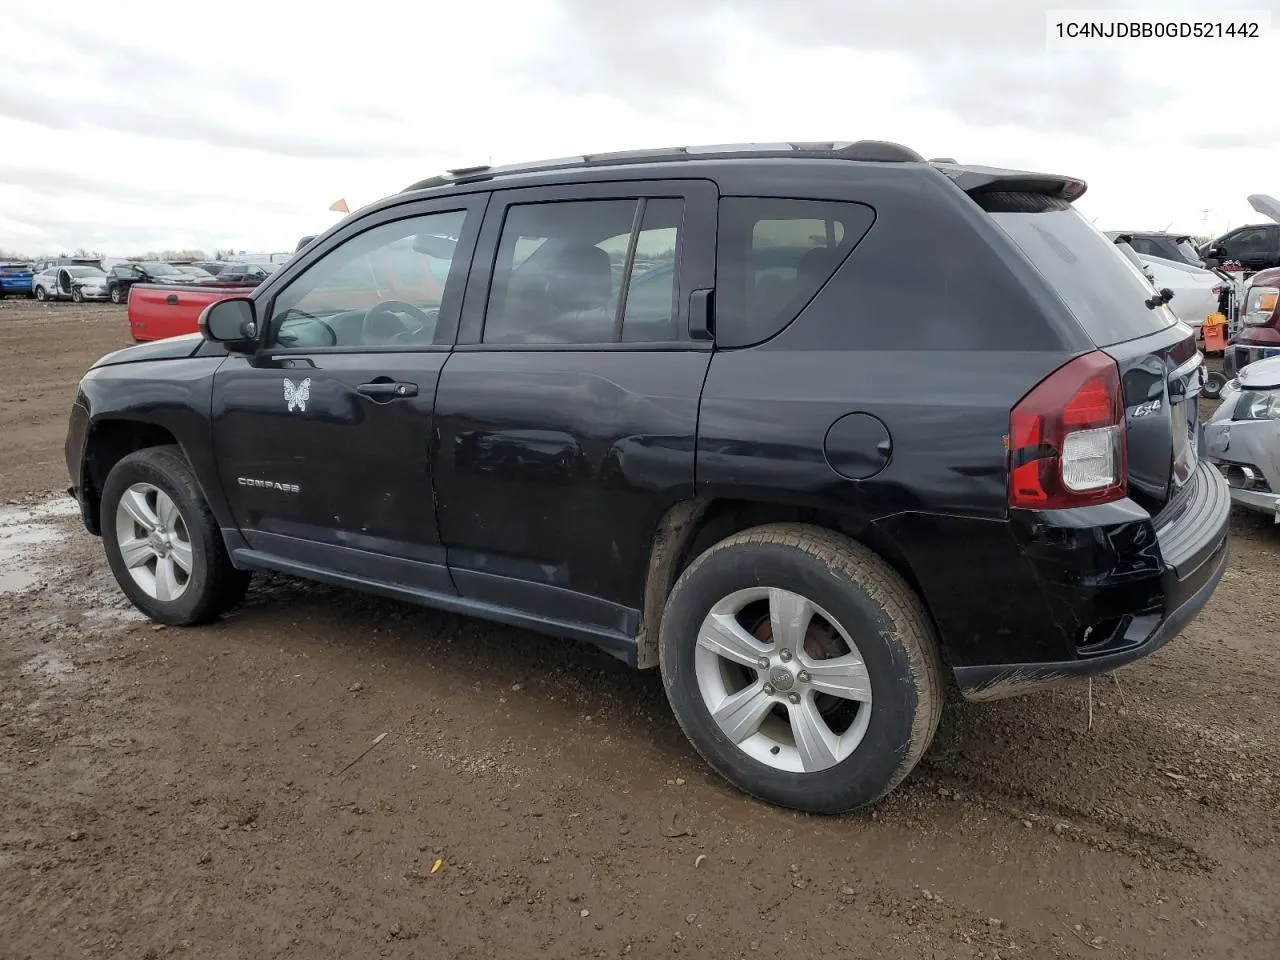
[659,524,944,814]
[109,286,123,304]
[100,446,250,625]
[71,286,84,303]
[34,286,47,301]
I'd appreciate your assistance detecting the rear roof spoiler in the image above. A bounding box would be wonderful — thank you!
[933,162,1087,202]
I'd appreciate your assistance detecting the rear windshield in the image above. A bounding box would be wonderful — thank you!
[981,192,1176,346]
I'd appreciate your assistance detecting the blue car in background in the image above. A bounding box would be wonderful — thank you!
[0,262,34,299]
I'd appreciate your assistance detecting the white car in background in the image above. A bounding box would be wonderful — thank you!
[1139,254,1232,330]
[1107,236,1233,330]
[31,263,110,302]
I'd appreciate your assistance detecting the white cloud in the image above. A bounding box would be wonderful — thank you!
[1,0,1278,255]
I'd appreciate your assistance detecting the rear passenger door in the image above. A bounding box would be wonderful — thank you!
[433,180,716,654]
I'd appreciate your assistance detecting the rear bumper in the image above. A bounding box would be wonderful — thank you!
[949,460,1231,701]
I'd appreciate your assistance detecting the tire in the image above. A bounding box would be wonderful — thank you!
[34,286,47,302]
[100,445,250,625]
[109,286,123,304]
[1203,371,1227,400]
[659,523,944,814]
[71,286,84,303]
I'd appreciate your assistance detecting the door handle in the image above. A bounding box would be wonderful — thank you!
[357,380,418,399]
[689,288,714,341]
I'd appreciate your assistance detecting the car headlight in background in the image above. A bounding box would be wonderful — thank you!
[1235,389,1280,420]
[1242,286,1279,325]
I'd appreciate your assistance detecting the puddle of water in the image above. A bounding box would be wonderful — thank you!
[0,495,73,595]
[0,496,80,525]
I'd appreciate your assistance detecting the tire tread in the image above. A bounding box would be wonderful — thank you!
[662,522,945,811]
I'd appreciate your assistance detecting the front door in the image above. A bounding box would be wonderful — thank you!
[1223,226,1275,272]
[211,195,486,593]
[433,180,716,651]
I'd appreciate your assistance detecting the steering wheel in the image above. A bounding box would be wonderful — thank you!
[362,300,434,345]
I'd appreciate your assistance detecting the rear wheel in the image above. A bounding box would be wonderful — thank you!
[659,524,944,813]
[1203,370,1227,400]
[101,446,250,625]
[34,286,47,302]
[109,286,123,304]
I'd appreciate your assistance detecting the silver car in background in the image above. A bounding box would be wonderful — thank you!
[1206,357,1280,521]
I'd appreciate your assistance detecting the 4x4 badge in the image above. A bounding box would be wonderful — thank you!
[283,377,312,413]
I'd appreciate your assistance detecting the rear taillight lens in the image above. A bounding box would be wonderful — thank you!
[1243,286,1279,325]
[1008,351,1127,509]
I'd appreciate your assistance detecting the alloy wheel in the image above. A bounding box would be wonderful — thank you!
[693,586,873,774]
[113,482,193,602]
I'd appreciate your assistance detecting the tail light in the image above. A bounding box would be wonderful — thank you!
[1008,351,1127,509]
[1242,286,1279,326]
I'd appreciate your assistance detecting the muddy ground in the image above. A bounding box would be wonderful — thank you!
[1,299,1277,959]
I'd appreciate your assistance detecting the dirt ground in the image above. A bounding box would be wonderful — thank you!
[1,300,1277,960]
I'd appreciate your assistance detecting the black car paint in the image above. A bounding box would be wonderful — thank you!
[66,154,1230,698]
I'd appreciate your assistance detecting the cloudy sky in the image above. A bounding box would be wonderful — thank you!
[2,0,1278,256]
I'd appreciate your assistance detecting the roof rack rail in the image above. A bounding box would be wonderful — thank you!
[401,140,925,193]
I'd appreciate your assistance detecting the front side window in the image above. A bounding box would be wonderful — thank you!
[483,197,685,345]
[1227,227,1271,256]
[268,209,467,349]
[715,197,876,348]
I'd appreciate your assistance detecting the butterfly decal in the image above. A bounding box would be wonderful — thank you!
[283,377,312,413]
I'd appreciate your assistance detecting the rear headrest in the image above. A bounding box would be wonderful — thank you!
[545,243,614,312]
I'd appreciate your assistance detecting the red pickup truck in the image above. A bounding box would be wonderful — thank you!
[128,284,257,342]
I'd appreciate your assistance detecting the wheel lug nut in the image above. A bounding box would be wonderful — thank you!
[757,657,770,669]
[787,693,801,705]
[798,671,810,683]
[762,683,775,695]
[779,649,792,662]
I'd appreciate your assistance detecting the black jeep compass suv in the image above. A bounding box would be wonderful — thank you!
[65,141,1230,813]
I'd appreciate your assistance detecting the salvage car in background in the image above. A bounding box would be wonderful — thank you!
[213,261,279,285]
[1106,230,1207,267]
[104,262,200,303]
[1201,195,1280,277]
[170,264,218,281]
[1110,235,1241,334]
[32,263,109,302]
[1206,358,1280,522]
[0,261,33,298]
[127,281,260,341]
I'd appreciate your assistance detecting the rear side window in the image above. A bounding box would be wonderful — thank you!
[483,197,686,345]
[715,198,875,348]
[982,192,1175,346]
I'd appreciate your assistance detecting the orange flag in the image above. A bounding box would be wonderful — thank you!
[329,198,350,214]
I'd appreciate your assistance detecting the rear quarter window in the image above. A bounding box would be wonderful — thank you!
[715,197,876,348]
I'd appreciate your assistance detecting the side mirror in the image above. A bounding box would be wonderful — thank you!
[199,297,258,349]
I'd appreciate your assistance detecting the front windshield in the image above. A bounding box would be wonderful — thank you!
[176,266,213,277]
[66,266,104,278]
[141,262,183,276]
